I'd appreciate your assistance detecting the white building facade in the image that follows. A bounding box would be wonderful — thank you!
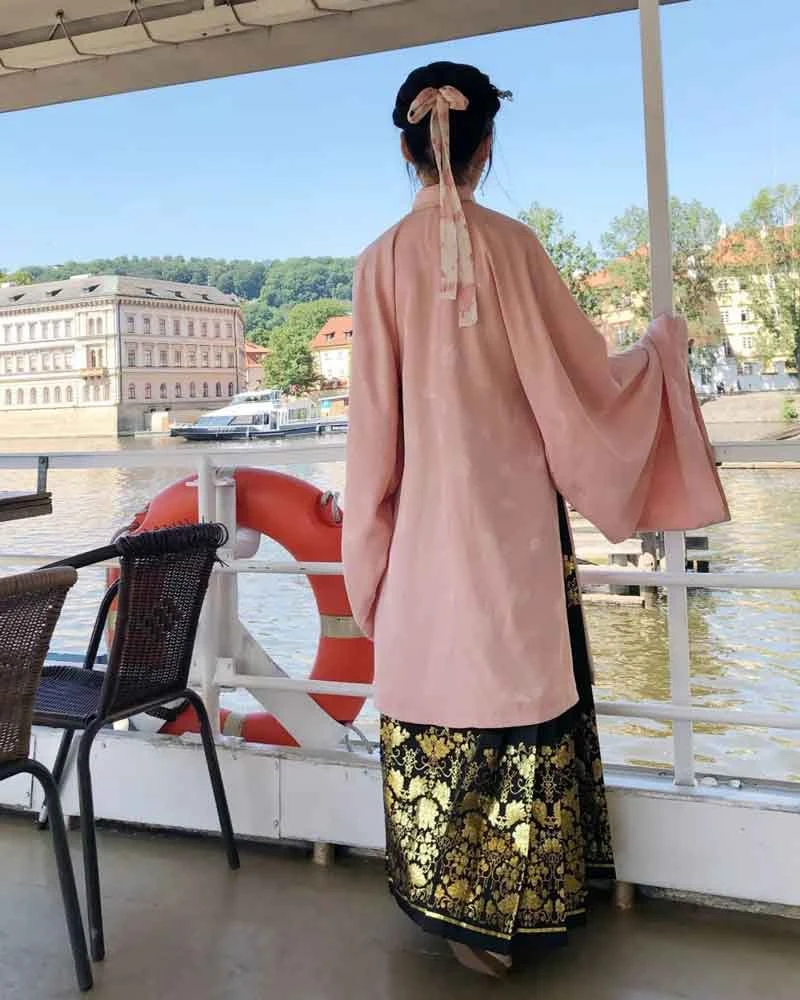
[0,275,245,436]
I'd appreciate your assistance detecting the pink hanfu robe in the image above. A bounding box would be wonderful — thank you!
[343,185,729,730]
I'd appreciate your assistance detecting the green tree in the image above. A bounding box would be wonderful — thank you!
[265,299,351,393]
[601,198,722,342]
[0,269,32,285]
[730,185,800,370]
[519,203,600,318]
[242,299,287,346]
[260,257,355,308]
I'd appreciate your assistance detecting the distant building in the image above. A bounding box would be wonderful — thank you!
[0,275,244,436]
[244,340,270,392]
[309,315,353,387]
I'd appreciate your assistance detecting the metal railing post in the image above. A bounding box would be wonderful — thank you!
[195,455,220,734]
[639,0,695,786]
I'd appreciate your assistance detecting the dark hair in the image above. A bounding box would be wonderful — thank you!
[393,62,509,185]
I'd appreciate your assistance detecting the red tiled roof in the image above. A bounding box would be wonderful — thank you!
[245,340,270,365]
[310,315,353,351]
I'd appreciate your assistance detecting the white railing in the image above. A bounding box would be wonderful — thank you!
[1,439,799,789]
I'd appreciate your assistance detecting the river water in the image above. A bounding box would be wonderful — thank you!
[1,435,798,783]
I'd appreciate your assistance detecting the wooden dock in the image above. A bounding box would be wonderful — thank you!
[570,510,710,606]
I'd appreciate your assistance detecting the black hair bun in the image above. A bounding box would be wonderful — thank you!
[392,61,505,128]
[393,62,510,183]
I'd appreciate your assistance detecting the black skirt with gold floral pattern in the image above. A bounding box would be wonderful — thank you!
[380,497,614,955]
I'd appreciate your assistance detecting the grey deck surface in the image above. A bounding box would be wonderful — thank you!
[0,813,797,999]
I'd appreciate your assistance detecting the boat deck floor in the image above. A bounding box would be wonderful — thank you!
[0,812,798,999]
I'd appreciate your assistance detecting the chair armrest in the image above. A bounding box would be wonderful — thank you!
[83,579,120,672]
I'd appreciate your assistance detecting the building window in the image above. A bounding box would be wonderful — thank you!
[173,319,181,336]
[16,324,24,342]
[4,389,11,405]
[66,386,73,403]
[42,354,50,371]
[214,351,222,368]
[96,317,103,336]
[215,382,222,397]
[88,318,95,336]
[54,386,62,403]
[188,320,195,337]
[720,310,730,324]
[103,384,110,401]
[4,359,10,373]
[189,381,196,398]
[744,336,754,350]
[175,350,182,367]
[160,349,168,367]
[54,320,61,339]
[128,384,136,400]
[202,351,209,367]
[65,320,72,337]
[29,355,38,372]
[65,352,73,369]
[227,351,235,368]
[214,321,221,339]
[228,382,234,397]
[160,383,168,401]
[127,348,136,367]
[188,352,196,366]
[16,389,23,405]
[1,325,8,344]
[127,315,135,333]
[30,323,38,340]
[144,349,153,366]
[53,353,62,370]
[226,321,233,339]
[175,383,182,399]
[43,387,50,404]
[201,321,208,338]
[159,318,167,335]
[202,382,209,398]
[84,384,90,402]
[145,383,152,400]
[741,310,749,323]
[143,317,151,335]
[93,384,100,402]
[88,349,98,368]
[30,388,37,405]
[16,356,23,372]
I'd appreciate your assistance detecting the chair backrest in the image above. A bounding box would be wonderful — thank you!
[99,524,226,718]
[0,568,77,763]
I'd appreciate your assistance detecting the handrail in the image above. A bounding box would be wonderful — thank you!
[0,438,797,473]
[2,443,799,786]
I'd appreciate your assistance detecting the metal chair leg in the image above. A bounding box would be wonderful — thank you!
[183,689,240,870]
[27,760,93,992]
[77,722,105,962]
[37,728,75,830]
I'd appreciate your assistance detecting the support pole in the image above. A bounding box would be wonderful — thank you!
[638,0,695,788]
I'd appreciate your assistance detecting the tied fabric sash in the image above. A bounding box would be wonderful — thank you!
[407,86,478,328]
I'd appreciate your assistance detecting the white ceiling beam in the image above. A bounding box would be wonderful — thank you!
[0,0,686,113]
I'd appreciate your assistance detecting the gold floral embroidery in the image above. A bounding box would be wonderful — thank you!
[381,708,615,947]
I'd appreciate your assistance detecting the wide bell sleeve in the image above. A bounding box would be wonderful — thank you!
[502,233,729,543]
[342,246,404,638]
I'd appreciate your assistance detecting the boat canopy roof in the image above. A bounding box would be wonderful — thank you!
[0,1,684,113]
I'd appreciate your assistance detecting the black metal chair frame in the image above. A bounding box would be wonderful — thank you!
[0,566,92,991]
[35,526,240,963]
[0,757,93,991]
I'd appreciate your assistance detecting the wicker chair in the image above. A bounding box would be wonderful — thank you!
[0,568,93,992]
[34,524,239,963]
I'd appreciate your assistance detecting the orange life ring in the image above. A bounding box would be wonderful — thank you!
[104,468,372,747]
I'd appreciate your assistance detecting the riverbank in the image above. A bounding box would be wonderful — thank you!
[703,391,799,444]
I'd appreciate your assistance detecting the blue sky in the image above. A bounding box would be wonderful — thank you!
[2,0,798,269]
